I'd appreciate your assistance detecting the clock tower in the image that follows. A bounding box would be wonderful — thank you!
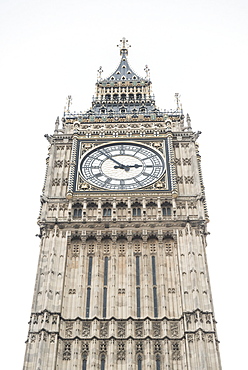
[23,38,222,369]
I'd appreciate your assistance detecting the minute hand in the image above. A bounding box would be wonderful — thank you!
[101,151,128,169]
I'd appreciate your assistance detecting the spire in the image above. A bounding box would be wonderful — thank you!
[104,38,142,82]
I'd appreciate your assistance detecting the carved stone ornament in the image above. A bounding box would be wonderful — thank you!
[117,341,126,360]
[65,321,73,338]
[100,322,109,337]
[152,322,161,337]
[170,322,179,337]
[135,322,143,337]
[63,341,71,360]
[117,322,126,337]
[82,322,91,337]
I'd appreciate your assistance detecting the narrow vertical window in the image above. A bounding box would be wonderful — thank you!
[138,355,142,370]
[156,355,161,370]
[88,256,93,286]
[101,354,105,370]
[86,256,93,318]
[82,358,87,370]
[103,257,108,318]
[152,256,158,317]
[136,256,141,317]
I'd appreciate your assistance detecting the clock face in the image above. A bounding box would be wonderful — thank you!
[79,142,166,191]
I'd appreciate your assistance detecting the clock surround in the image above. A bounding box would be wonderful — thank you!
[79,141,166,191]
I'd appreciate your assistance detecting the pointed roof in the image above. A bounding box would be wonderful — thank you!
[103,38,145,82]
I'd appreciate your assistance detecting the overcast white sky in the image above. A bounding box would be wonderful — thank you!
[1,0,248,368]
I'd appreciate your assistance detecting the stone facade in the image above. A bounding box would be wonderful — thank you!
[23,39,222,369]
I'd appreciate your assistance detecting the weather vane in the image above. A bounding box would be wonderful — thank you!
[117,37,131,55]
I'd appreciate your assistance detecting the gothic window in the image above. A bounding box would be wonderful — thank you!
[133,207,141,216]
[129,93,134,99]
[156,355,161,370]
[103,208,111,217]
[161,202,172,216]
[147,201,157,216]
[82,359,87,370]
[137,93,142,99]
[137,355,142,370]
[132,202,142,217]
[105,94,111,100]
[103,256,109,318]
[117,201,127,217]
[100,354,106,370]
[73,208,82,218]
[151,255,158,317]
[121,94,126,100]
[136,256,141,317]
[113,94,118,100]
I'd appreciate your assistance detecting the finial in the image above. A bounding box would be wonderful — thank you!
[144,65,150,80]
[54,116,59,133]
[97,66,103,81]
[175,93,183,112]
[65,95,72,113]
[117,37,131,55]
[186,114,192,130]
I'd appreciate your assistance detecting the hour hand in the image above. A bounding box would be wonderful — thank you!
[128,164,142,169]
[114,165,130,171]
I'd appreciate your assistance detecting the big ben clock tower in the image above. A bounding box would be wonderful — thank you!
[23,38,222,369]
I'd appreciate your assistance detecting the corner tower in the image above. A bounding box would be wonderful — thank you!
[23,38,222,369]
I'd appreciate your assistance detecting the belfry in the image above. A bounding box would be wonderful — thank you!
[23,38,222,369]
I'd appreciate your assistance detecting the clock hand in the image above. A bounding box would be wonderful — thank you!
[114,164,142,170]
[101,151,128,169]
[101,151,132,171]
[128,164,142,168]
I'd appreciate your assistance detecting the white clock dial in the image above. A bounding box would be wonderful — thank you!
[80,142,165,190]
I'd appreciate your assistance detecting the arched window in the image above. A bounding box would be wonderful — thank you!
[103,208,111,217]
[133,207,141,216]
[113,94,118,100]
[162,202,172,216]
[102,202,112,217]
[121,93,126,100]
[129,93,134,100]
[117,201,127,217]
[132,201,142,217]
[105,94,111,100]
[137,355,142,370]
[73,208,82,218]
